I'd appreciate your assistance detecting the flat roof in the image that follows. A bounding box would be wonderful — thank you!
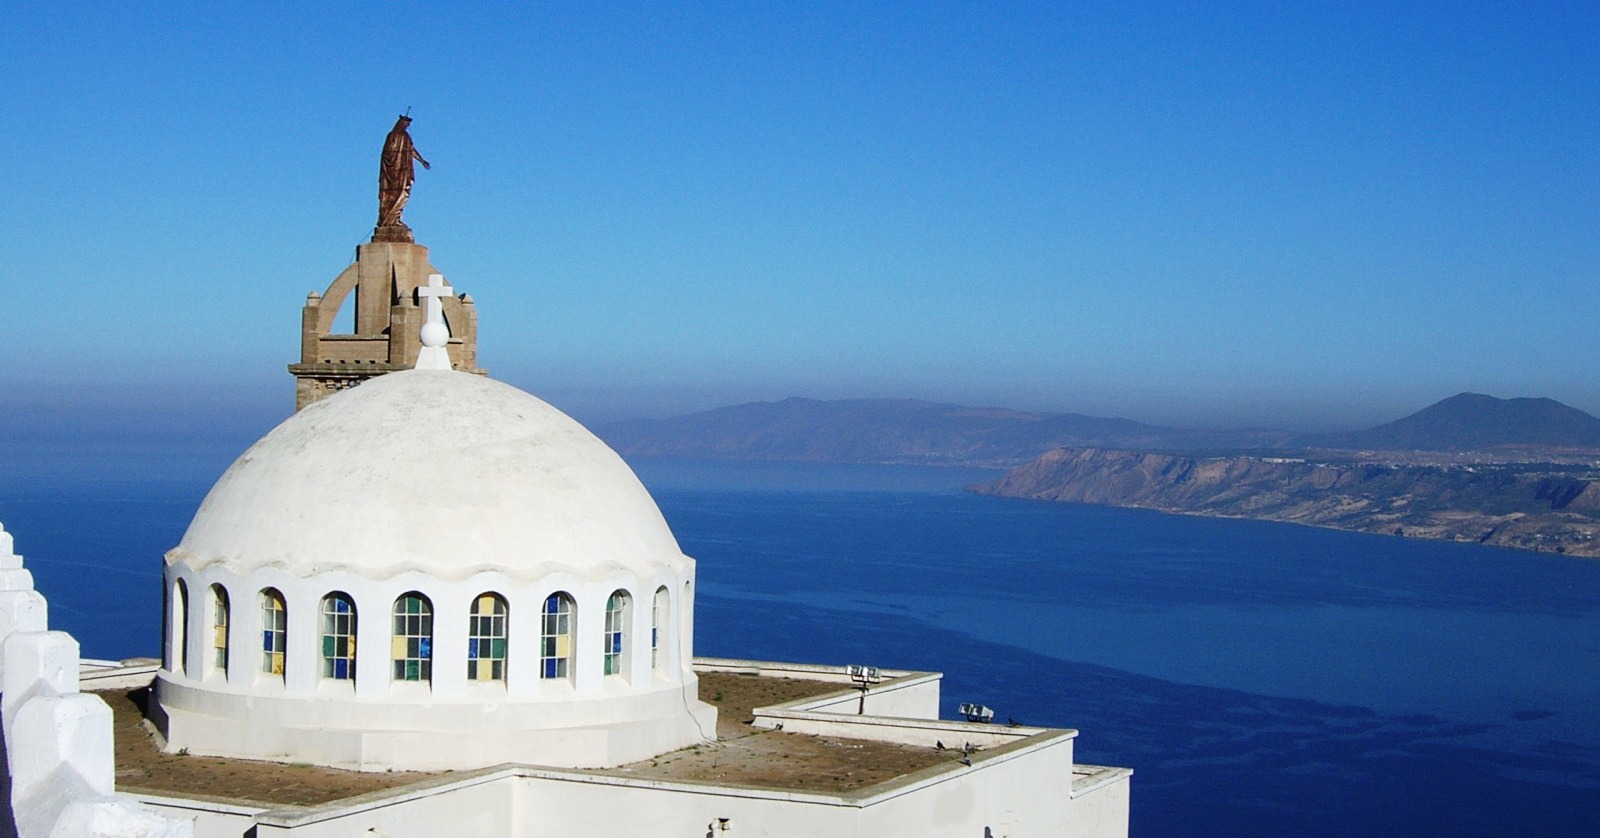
[100,672,967,807]
[584,672,955,793]
[103,688,438,807]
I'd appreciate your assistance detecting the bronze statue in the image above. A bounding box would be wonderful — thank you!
[375,115,430,239]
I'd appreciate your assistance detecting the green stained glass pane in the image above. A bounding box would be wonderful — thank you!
[491,639,506,658]
[406,660,419,680]
[322,636,334,657]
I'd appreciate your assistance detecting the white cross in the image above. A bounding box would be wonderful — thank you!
[415,273,454,370]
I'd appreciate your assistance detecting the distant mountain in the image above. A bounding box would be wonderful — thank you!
[1310,393,1600,452]
[598,398,1291,467]
[972,447,1600,557]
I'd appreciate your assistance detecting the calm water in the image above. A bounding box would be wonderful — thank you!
[3,458,1599,837]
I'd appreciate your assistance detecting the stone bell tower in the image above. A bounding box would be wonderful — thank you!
[288,116,485,410]
[287,240,484,410]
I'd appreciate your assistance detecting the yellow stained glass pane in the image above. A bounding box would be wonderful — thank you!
[478,595,493,610]
[392,637,408,659]
[214,627,226,646]
[554,635,570,657]
[270,654,284,675]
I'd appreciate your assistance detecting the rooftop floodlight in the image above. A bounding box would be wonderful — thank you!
[960,702,995,724]
[847,664,883,714]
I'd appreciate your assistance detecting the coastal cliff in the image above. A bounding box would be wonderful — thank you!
[971,448,1600,557]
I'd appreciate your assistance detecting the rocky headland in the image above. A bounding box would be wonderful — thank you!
[971,448,1600,557]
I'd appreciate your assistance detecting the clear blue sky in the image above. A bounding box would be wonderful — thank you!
[3,1,1598,434]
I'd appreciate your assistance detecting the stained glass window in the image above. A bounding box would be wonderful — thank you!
[321,593,357,680]
[604,591,629,676]
[652,586,669,671]
[468,593,508,682]
[211,585,229,673]
[391,593,433,682]
[260,589,287,677]
[540,593,573,680]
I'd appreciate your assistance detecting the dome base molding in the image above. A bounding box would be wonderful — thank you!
[152,674,718,772]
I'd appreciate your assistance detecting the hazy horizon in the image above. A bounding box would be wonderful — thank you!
[4,3,1597,441]
[0,372,1586,441]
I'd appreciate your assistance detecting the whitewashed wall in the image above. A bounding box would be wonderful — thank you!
[0,519,193,837]
[155,559,713,771]
[132,656,1130,838]
[143,751,1125,838]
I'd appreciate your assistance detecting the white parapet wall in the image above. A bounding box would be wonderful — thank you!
[124,655,1130,837]
[693,656,944,719]
[0,518,193,837]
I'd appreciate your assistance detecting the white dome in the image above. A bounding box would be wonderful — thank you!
[170,369,685,582]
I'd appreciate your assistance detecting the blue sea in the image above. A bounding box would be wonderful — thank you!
[3,457,1599,837]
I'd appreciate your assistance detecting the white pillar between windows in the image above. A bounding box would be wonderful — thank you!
[432,589,468,698]
[161,573,177,675]
[679,576,695,675]
[201,585,222,682]
[506,590,538,696]
[657,586,677,677]
[354,591,388,699]
[628,588,649,686]
[284,584,318,694]
[225,584,250,689]
[573,586,603,695]
[184,577,205,682]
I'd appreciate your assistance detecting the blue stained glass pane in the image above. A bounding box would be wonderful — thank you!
[545,595,558,611]
[544,659,557,678]
[611,636,622,653]
[263,631,273,651]
[468,640,480,659]
[334,659,349,679]
[419,638,431,658]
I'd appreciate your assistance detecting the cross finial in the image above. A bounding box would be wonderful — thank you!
[415,274,454,370]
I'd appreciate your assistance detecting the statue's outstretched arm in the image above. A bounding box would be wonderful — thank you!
[415,148,431,170]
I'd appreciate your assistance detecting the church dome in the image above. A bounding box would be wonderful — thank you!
[170,369,684,581]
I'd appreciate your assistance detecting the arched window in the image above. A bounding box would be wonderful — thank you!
[540,593,574,679]
[392,593,433,682]
[171,579,189,675]
[604,591,630,676]
[260,588,287,677]
[468,593,508,682]
[210,584,230,674]
[652,586,670,671]
[320,593,357,680]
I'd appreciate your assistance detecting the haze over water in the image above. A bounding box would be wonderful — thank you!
[7,459,1597,836]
